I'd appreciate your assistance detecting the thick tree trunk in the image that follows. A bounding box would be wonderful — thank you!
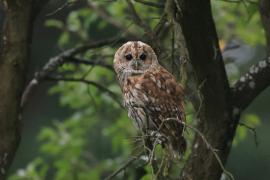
[166,1,238,179]
[259,0,270,55]
[0,0,34,178]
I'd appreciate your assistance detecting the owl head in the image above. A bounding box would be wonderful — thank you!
[114,41,159,83]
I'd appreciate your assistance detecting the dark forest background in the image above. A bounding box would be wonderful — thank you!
[0,0,269,179]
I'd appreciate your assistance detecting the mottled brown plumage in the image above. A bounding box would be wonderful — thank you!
[114,41,186,156]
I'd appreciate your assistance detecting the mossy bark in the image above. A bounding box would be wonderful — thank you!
[0,0,33,178]
[165,1,238,179]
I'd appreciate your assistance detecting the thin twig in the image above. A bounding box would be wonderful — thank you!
[46,0,74,16]
[104,152,144,180]
[159,118,235,180]
[87,1,138,37]
[67,57,114,71]
[21,37,125,108]
[153,13,168,38]
[148,137,160,177]
[239,122,259,146]
[86,85,98,109]
[125,0,152,33]
[45,76,123,108]
[134,0,165,8]
[132,116,233,180]
[33,0,51,17]
[218,0,257,4]
[154,152,166,179]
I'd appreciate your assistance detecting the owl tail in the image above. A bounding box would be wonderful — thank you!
[169,136,187,159]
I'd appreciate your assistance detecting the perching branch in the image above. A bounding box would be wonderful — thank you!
[21,37,125,107]
[232,57,270,110]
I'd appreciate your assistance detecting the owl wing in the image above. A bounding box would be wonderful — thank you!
[123,66,186,155]
[139,66,185,136]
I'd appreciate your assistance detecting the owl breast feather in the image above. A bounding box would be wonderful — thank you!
[122,67,185,133]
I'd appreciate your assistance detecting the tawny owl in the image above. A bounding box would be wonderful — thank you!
[114,41,186,157]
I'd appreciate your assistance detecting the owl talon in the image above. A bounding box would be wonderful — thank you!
[149,131,167,147]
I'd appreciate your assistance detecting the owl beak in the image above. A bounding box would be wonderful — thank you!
[132,60,141,70]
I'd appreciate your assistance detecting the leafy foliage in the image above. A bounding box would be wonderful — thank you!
[212,0,264,45]
[9,0,263,179]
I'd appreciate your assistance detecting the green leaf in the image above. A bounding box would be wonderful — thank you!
[45,19,64,29]
[242,114,261,126]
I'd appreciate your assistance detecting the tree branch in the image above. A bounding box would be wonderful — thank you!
[153,13,168,39]
[45,76,122,108]
[238,122,259,146]
[87,1,139,38]
[125,0,152,34]
[166,0,236,179]
[232,57,270,110]
[66,57,114,71]
[33,0,51,17]
[134,0,165,8]
[259,0,270,54]
[0,0,34,178]
[21,37,126,107]
[104,152,143,180]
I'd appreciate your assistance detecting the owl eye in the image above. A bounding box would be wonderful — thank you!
[139,53,147,60]
[125,54,133,61]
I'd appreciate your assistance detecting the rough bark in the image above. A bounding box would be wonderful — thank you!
[164,0,270,179]
[0,0,34,178]
[0,0,269,179]
[166,0,236,179]
[232,58,270,110]
[259,0,270,55]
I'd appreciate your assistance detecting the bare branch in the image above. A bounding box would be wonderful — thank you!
[134,0,165,8]
[46,0,74,17]
[239,122,259,146]
[232,57,270,110]
[126,0,152,34]
[67,37,126,56]
[218,0,257,4]
[45,76,123,108]
[87,1,138,37]
[259,0,270,54]
[67,57,114,71]
[21,37,125,107]
[104,152,144,180]
[153,13,168,39]
[33,0,51,17]
[180,121,235,180]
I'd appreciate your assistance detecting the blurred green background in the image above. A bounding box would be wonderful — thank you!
[4,0,270,179]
